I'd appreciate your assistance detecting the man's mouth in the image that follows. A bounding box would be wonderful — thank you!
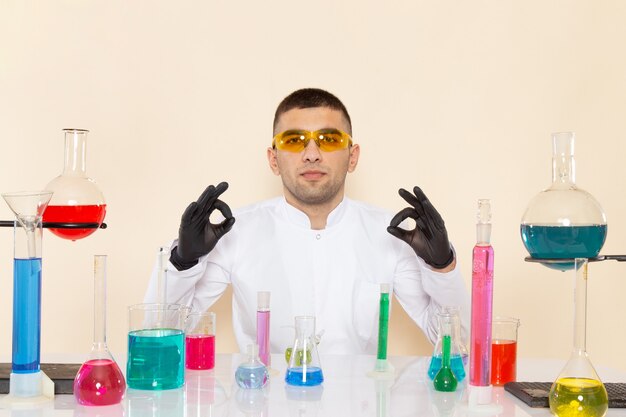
[300,170,326,180]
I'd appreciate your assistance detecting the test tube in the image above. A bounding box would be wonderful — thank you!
[256,292,271,367]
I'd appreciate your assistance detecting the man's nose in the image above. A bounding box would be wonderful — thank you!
[302,139,322,162]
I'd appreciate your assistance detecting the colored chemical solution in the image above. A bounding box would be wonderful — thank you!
[285,367,324,386]
[470,244,494,387]
[428,355,466,382]
[549,377,608,417]
[12,258,41,373]
[127,328,184,390]
[43,204,106,240]
[236,364,269,389]
[73,359,126,406]
[520,225,606,270]
[256,310,270,367]
[491,339,517,386]
[185,334,215,370]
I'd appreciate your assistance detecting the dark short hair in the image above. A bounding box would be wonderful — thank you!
[273,88,352,135]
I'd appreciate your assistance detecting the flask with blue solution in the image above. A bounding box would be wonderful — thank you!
[235,344,269,389]
[285,316,324,387]
[520,132,607,270]
[428,307,466,382]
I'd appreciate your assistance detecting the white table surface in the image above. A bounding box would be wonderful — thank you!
[1,354,625,416]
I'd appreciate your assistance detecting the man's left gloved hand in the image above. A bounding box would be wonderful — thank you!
[387,186,455,269]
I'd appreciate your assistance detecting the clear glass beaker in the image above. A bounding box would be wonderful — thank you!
[549,259,608,417]
[43,128,106,240]
[428,307,466,382]
[520,132,607,270]
[1,191,52,399]
[127,303,189,390]
[185,311,216,370]
[285,316,324,387]
[74,255,125,405]
[491,317,520,386]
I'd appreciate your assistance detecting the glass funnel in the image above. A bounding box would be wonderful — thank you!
[549,259,608,417]
[521,132,607,270]
[285,316,324,387]
[1,191,52,400]
[43,128,106,240]
[73,255,126,405]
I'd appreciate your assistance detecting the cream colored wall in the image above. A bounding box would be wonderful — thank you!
[1,1,625,373]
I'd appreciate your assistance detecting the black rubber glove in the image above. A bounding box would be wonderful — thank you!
[170,182,236,271]
[387,186,454,269]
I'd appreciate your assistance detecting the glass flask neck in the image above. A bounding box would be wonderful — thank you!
[551,132,576,188]
[63,129,89,177]
[476,199,492,245]
[92,255,108,351]
[573,258,588,354]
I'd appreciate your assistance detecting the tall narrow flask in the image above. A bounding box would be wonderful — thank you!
[43,128,106,240]
[256,292,271,367]
[285,316,324,387]
[549,259,608,417]
[469,199,494,404]
[73,255,126,405]
[521,132,606,270]
[1,191,53,400]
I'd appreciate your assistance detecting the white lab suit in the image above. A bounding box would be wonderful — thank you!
[144,197,470,355]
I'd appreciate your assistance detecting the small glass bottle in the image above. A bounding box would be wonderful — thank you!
[521,132,607,270]
[285,316,324,387]
[235,344,269,389]
[73,255,126,405]
[428,307,466,382]
[43,128,106,240]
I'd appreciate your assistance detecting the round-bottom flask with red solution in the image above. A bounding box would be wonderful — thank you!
[44,129,106,241]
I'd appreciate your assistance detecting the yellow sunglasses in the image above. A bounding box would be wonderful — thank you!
[272,129,353,153]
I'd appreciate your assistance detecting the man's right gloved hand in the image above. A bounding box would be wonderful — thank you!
[170,182,236,271]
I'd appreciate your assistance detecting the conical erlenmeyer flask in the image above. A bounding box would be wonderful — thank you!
[428,307,466,382]
[521,132,607,270]
[43,128,106,240]
[285,316,324,387]
[1,191,53,402]
[549,259,608,417]
[74,255,126,405]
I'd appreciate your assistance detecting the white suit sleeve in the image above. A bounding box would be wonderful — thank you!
[143,239,230,313]
[392,244,470,345]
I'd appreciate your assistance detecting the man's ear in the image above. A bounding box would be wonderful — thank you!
[347,143,360,173]
[267,147,280,176]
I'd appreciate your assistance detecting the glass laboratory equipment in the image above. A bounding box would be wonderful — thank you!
[74,255,126,405]
[285,316,324,387]
[549,259,608,417]
[185,311,216,370]
[235,344,269,389]
[1,191,53,402]
[127,303,189,390]
[521,132,607,270]
[469,199,494,405]
[375,284,390,370]
[43,128,106,240]
[491,317,520,386]
[433,333,458,392]
[256,291,271,367]
[428,308,466,382]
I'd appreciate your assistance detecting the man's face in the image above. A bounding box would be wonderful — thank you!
[268,107,360,207]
